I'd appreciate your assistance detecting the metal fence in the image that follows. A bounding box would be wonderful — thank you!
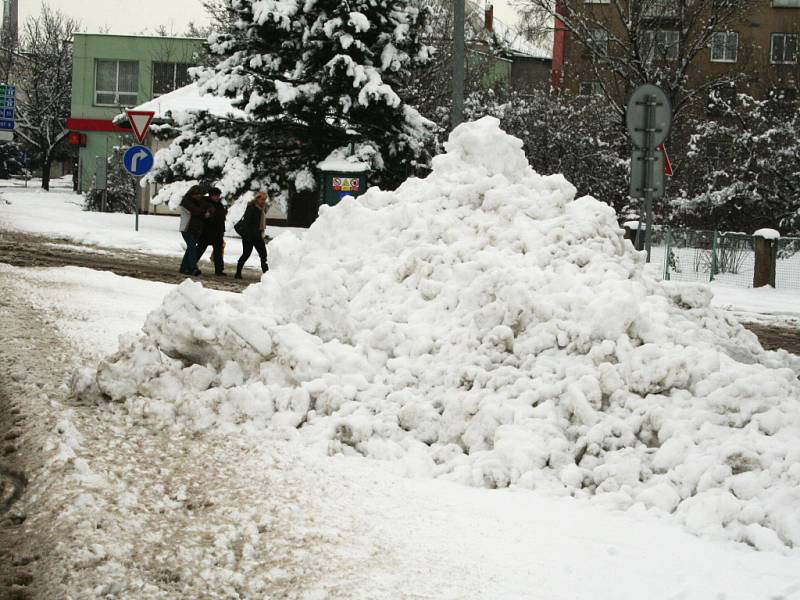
[641,228,800,290]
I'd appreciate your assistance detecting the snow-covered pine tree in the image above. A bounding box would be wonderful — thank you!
[149,0,434,207]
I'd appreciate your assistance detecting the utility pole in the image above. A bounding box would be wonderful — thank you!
[451,0,465,129]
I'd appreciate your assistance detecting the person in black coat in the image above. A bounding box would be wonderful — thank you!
[179,185,211,276]
[235,191,269,279]
[196,187,228,276]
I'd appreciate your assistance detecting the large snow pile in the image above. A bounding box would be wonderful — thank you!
[74,117,800,551]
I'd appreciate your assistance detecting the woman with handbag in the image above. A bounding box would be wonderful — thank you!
[234,191,269,279]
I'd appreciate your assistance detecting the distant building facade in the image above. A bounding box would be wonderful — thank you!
[67,33,203,195]
[552,0,799,106]
[473,2,552,90]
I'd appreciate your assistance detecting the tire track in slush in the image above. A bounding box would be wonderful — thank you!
[0,230,261,291]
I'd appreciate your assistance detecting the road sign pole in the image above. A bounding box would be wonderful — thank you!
[135,176,140,232]
[103,148,108,212]
[451,0,465,128]
[626,84,672,263]
[122,145,154,232]
[643,93,655,263]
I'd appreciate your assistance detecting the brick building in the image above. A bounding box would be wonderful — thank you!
[551,0,799,112]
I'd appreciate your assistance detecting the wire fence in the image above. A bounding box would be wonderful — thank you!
[630,227,800,290]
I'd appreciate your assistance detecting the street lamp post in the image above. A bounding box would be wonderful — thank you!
[451,0,465,129]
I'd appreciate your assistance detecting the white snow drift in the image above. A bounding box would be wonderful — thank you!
[74,117,800,552]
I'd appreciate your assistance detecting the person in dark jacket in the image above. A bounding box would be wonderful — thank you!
[179,185,211,276]
[235,191,269,279]
[196,187,228,276]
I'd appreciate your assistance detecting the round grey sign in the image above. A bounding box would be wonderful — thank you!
[625,84,672,148]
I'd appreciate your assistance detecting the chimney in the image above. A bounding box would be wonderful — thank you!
[2,0,18,47]
[485,2,494,33]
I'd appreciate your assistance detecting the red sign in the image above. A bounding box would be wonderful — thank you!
[126,110,155,143]
[67,131,87,147]
[66,118,128,133]
[660,144,673,177]
[332,177,360,192]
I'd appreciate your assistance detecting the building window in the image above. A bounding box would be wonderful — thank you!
[710,32,738,63]
[585,27,609,58]
[579,81,604,96]
[642,0,680,18]
[152,62,193,96]
[95,60,139,106]
[771,33,798,64]
[771,0,800,7]
[643,30,680,61]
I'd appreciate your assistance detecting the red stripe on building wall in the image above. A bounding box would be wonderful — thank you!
[66,117,130,133]
[551,1,567,90]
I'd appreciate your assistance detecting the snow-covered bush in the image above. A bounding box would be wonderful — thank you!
[451,87,630,215]
[76,118,800,552]
[84,147,135,213]
[672,91,800,235]
[0,141,26,179]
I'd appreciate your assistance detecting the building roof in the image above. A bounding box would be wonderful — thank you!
[73,32,205,41]
[115,82,246,125]
[468,1,552,60]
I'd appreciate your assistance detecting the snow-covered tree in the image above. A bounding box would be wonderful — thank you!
[14,5,78,191]
[670,91,800,234]
[84,146,136,213]
[150,0,435,205]
[517,0,757,125]
[405,0,523,125]
[185,0,238,51]
[460,86,630,214]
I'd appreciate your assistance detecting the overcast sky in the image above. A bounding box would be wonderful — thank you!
[19,1,521,36]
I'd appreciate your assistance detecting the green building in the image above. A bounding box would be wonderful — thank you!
[67,33,204,194]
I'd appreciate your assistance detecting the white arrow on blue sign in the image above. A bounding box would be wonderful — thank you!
[123,145,154,177]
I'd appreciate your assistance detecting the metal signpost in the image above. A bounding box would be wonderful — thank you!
[451,0,465,128]
[95,156,108,212]
[626,84,672,262]
[122,110,156,231]
[123,145,154,231]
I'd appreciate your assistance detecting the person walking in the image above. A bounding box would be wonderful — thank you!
[235,191,269,279]
[179,185,211,276]
[196,187,228,276]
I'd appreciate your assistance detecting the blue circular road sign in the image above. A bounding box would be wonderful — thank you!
[123,145,154,177]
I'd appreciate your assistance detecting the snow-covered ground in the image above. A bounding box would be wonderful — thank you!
[3,263,800,599]
[710,285,800,328]
[0,176,301,268]
[3,123,800,598]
